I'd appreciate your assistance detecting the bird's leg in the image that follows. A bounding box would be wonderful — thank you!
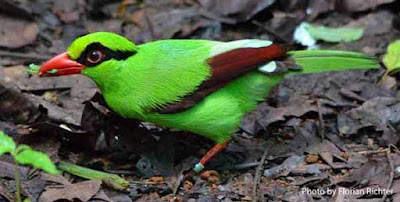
[193,140,230,173]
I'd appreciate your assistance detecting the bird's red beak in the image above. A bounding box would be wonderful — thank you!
[39,52,85,76]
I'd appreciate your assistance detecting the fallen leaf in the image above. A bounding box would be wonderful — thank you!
[341,155,391,189]
[38,180,101,202]
[261,11,304,43]
[0,180,14,201]
[0,161,29,180]
[307,0,335,19]
[0,81,40,124]
[260,178,303,201]
[86,19,123,34]
[378,74,397,91]
[263,155,305,178]
[52,0,82,23]
[316,140,347,169]
[3,65,96,92]
[0,0,34,20]
[26,122,95,152]
[337,0,396,12]
[27,94,82,126]
[305,154,319,164]
[124,7,212,43]
[294,22,363,46]
[149,176,165,183]
[0,161,49,201]
[199,0,275,23]
[200,170,220,184]
[183,180,194,192]
[345,10,393,36]
[291,173,329,186]
[181,180,219,201]
[347,152,368,168]
[276,0,307,12]
[0,14,38,48]
[40,173,70,185]
[91,190,114,202]
[242,102,317,134]
[337,97,400,140]
[291,164,331,175]
[383,40,400,74]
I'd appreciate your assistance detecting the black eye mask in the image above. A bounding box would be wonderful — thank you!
[76,42,136,67]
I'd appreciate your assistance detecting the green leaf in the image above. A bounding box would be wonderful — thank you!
[58,161,129,189]
[15,144,31,154]
[23,198,32,202]
[383,40,400,74]
[15,147,60,174]
[304,22,364,43]
[27,63,40,74]
[0,131,16,155]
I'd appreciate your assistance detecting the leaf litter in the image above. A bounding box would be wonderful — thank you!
[0,0,400,201]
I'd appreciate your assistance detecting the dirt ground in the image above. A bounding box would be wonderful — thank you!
[1,0,400,201]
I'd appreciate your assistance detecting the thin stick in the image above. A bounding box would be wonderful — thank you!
[131,181,167,185]
[356,148,388,155]
[0,50,51,61]
[253,147,268,202]
[172,170,185,196]
[14,159,21,202]
[381,147,394,202]
[317,99,325,140]
[217,162,260,171]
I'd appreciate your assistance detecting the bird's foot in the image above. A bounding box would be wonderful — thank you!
[193,162,205,173]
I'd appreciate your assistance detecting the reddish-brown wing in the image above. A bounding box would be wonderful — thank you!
[155,44,286,114]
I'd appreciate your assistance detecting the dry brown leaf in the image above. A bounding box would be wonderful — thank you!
[200,170,220,184]
[0,14,38,49]
[199,0,275,23]
[38,180,101,202]
[337,0,396,12]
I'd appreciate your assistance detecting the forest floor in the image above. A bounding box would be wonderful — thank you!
[1,0,400,201]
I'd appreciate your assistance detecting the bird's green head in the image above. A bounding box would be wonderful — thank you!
[39,32,137,78]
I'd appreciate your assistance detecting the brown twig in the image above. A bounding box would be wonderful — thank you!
[172,169,185,195]
[381,146,394,202]
[253,147,268,202]
[0,50,51,61]
[130,181,167,185]
[217,162,259,171]
[105,169,135,175]
[356,148,388,155]
[317,99,325,140]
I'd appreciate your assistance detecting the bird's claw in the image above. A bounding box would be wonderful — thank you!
[193,162,204,173]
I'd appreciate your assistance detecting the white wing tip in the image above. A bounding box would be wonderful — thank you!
[258,61,277,73]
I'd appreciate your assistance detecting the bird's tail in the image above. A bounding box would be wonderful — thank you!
[287,50,381,74]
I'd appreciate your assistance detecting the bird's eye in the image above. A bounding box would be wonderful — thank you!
[86,50,104,64]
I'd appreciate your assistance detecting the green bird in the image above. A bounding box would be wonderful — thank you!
[38,32,379,172]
